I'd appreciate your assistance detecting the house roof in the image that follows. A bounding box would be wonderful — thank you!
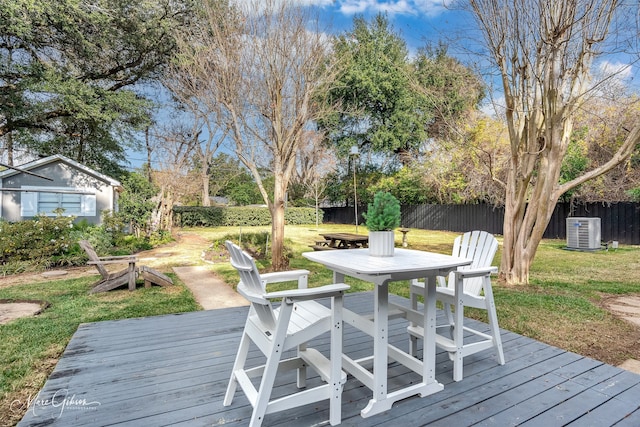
[0,154,122,187]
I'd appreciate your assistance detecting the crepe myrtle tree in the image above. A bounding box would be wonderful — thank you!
[468,0,640,284]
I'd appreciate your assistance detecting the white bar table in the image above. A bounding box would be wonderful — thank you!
[303,248,471,418]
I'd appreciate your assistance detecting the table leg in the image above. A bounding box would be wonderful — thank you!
[333,271,345,283]
[453,273,465,381]
[360,278,444,417]
[361,280,393,417]
[423,276,437,385]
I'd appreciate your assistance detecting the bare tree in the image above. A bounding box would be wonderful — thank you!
[173,0,337,269]
[468,0,640,284]
[150,122,202,231]
[297,130,336,228]
[164,52,229,206]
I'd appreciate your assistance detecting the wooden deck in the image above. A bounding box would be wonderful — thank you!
[18,292,640,426]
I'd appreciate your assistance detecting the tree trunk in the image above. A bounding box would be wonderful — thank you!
[201,170,211,206]
[270,181,288,271]
[501,126,566,285]
[501,202,536,285]
[6,132,13,166]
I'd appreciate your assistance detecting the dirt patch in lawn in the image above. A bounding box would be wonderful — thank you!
[0,299,50,324]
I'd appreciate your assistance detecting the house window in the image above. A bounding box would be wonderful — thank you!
[38,192,83,215]
[20,187,96,217]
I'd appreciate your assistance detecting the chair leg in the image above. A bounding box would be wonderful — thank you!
[329,295,344,426]
[452,275,465,382]
[443,303,455,340]
[224,331,251,406]
[409,287,420,357]
[483,280,505,365]
[251,305,293,427]
[297,342,307,388]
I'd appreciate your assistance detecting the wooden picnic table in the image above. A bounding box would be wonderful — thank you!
[311,232,369,250]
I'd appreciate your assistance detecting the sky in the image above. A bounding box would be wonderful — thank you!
[313,0,475,55]
[125,0,637,170]
[127,0,473,168]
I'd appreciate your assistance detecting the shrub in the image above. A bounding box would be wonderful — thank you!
[0,212,168,275]
[0,215,77,272]
[173,206,318,227]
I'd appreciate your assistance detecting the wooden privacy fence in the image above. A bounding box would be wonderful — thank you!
[321,202,640,245]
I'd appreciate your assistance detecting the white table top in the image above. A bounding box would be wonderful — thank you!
[303,248,471,278]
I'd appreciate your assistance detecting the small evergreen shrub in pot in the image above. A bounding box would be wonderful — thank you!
[363,191,401,257]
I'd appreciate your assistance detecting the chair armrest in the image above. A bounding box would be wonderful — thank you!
[98,254,137,260]
[265,283,349,302]
[87,256,137,265]
[261,269,310,289]
[453,266,498,279]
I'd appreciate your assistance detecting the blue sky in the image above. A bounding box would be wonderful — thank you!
[125,0,637,169]
[127,1,475,169]
[312,0,474,54]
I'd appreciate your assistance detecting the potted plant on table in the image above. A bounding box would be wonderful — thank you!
[363,191,401,257]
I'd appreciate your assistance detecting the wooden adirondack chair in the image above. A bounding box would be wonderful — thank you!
[79,240,173,293]
[408,230,505,381]
[80,240,138,293]
[223,241,349,426]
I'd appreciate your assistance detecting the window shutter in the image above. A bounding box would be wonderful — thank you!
[81,194,96,216]
[21,192,38,217]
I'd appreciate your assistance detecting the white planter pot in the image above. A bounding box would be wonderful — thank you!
[368,231,395,257]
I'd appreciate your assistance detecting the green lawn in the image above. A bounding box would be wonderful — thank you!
[1,224,639,426]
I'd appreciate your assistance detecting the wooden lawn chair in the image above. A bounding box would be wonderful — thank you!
[223,240,349,426]
[80,240,138,293]
[408,230,505,381]
[79,240,173,293]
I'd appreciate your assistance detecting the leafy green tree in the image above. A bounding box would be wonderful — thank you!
[368,168,436,205]
[0,0,194,172]
[558,128,589,202]
[321,14,427,163]
[222,165,270,206]
[208,153,247,200]
[118,171,159,237]
[413,44,485,140]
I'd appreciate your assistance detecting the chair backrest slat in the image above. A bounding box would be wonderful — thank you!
[448,231,498,296]
[226,240,277,330]
[79,240,109,278]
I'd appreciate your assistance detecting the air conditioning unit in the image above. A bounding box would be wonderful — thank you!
[566,217,601,250]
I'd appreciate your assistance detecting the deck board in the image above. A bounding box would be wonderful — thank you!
[18,292,640,427]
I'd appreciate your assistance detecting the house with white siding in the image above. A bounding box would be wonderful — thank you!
[0,154,122,225]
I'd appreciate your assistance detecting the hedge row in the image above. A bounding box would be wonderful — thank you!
[173,206,322,227]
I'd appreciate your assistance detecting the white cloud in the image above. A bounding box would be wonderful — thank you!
[233,0,334,14]
[413,0,452,17]
[337,0,429,16]
[480,95,505,119]
[233,0,451,18]
[598,60,633,80]
[332,0,452,17]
